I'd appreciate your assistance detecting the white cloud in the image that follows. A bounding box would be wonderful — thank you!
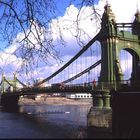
[0,48,22,73]
[108,0,140,22]
[51,4,101,43]
[46,0,139,82]
[1,0,139,83]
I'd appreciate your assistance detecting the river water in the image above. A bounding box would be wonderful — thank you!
[0,99,92,139]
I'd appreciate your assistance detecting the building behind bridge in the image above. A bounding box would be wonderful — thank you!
[66,93,92,100]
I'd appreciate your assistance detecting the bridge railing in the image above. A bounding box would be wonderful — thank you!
[49,80,131,91]
[88,80,131,91]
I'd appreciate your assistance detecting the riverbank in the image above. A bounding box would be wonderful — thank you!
[19,97,92,106]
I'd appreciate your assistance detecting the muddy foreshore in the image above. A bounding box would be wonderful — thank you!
[19,97,92,106]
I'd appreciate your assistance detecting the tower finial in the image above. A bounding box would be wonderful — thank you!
[104,0,111,10]
[135,2,140,22]
[136,3,139,13]
[106,0,108,5]
[105,0,111,6]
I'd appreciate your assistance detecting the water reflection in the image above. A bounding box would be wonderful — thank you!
[1,105,20,113]
[20,104,91,127]
[0,102,91,138]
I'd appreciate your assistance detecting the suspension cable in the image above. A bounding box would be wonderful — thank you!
[35,34,100,86]
[62,60,101,84]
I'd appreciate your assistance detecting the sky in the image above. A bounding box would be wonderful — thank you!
[0,0,140,85]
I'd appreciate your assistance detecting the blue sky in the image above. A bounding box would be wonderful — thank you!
[54,0,100,16]
[0,0,140,85]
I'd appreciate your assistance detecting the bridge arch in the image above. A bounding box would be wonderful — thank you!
[119,48,140,81]
[115,30,140,83]
[124,48,140,82]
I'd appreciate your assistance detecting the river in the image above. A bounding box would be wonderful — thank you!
[0,98,92,139]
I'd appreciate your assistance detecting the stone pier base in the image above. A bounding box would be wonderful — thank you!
[87,107,112,138]
[0,94,19,111]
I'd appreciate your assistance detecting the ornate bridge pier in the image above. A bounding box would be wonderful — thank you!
[87,90,112,138]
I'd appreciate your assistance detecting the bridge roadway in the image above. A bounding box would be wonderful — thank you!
[0,81,129,109]
[1,85,94,96]
[0,84,96,108]
[2,79,130,97]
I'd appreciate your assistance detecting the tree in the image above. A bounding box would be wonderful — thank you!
[0,0,101,77]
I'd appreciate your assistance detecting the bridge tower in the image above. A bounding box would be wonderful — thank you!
[98,3,123,85]
[88,4,140,138]
[1,73,18,94]
[98,3,140,89]
[0,73,19,110]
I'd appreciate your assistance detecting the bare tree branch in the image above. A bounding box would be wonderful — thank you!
[0,0,101,80]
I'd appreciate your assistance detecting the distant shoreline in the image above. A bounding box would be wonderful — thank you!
[19,97,92,106]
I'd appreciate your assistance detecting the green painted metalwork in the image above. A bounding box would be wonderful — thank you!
[92,90,111,109]
[1,73,18,94]
[92,92,103,109]
[97,3,140,90]
[102,90,111,109]
[93,3,140,109]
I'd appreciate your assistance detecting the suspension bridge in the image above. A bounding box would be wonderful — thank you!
[0,3,140,138]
